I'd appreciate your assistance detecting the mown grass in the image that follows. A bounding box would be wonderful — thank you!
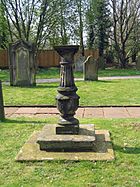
[3,79,140,106]
[0,117,140,187]
[0,68,140,81]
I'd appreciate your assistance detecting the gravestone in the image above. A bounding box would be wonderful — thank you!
[84,55,98,81]
[75,54,86,72]
[98,56,105,70]
[0,80,5,120]
[9,40,36,87]
[136,56,140,70]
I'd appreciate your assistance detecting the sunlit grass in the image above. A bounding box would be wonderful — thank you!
[0,117,140,187]
[3,79,140,106]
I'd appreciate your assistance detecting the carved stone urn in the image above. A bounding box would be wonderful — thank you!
[54,45,80,134]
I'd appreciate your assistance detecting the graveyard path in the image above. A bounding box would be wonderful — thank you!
[36,75,140,83]
[5,106,140,119]
[2,75,140,85]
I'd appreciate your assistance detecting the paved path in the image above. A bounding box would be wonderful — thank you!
[3,75,140,85]
[5,106,140,119]
[36,75,140,83]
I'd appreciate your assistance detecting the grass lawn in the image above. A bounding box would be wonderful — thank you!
[0,117,140,186]
[0,68,140,81]
[3,79,140,106]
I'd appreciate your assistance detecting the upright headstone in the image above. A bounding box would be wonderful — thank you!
[84,55,98,81]
[98,56,105,70]
[9,40,36,87]
[75,54,86,72]
[136,56,140,70]
[0,80,5,120]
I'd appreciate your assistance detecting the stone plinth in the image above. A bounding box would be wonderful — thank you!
[16,129,114,161]
[9,40,36,87]
[37,124,95,151]
[0,80,5,120]
[136,56,140,70]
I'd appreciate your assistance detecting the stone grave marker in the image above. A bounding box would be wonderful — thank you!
[75,54,86,72]
[136,56,140,70]
[9,40,36,86]
[98,56,105,70]
[0,80,5,120]
[84,55,98,81]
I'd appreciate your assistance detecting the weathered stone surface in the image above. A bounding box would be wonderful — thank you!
[126,107,140,118]
[37,124,95,151]
[54,45,80,134]
[9,40,36,87]
[15,107,38,114]
[0,80,5,120]
[75,55,86,72]
[136,56,140,70]
[5,107,18,117]
[84,108,104,118]
[37,107,59,114]
[98,56,105,70]
[103,107,130,118]
[84,56,98,81]
[16,129,114,161]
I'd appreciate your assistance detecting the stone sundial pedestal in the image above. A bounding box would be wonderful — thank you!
[16,45,114,161]
[37,45,96,151]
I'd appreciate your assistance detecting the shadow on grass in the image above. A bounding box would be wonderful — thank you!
[4,84,58,89]
[2,118,46,124]
[97,80,119,83]
[35,84,58,88]
[114,144,140,154]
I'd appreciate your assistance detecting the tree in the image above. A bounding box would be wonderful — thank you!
[0,1,8,48]
[96,0,111,57]
[86,0,111,56]
[1,0,58,49]
[110,0,140,68]
[75,0,84,55]
[86,0,96,49]
[47,0,76,46]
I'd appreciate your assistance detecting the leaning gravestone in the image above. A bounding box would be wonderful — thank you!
[136,56,140,70]
[98,56,105,70]
[84,55,98,81]
[75,54,86,72]
[0,80,5,120]
[9,40,36,86]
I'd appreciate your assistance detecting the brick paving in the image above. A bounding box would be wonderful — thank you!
[4,106,140,118]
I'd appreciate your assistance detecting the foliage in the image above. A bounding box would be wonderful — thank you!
[110,0,140,68]
[0,118,140,186]
[86,0,111,57]
[0,0,139,65]
[1,0,58,48]
[0,2,8,48]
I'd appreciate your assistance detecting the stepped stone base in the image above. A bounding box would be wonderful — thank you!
[37,124,95,151]
[16,124,115,161]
